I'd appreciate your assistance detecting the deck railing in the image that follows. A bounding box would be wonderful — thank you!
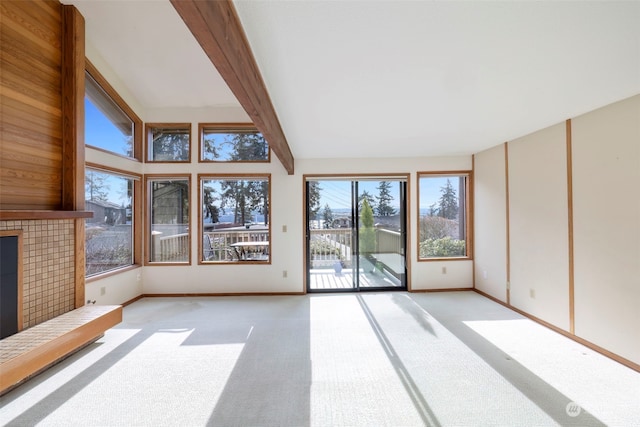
[153,226,402,263]
[376,228,402,254]
[309,227,402,269]
[204,229,269,261]
[309,228,353,268]
[155,232,189,262]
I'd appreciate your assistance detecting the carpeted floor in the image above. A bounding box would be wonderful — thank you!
[1,291,638,426]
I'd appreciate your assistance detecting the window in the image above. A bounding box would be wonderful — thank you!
[199,174,270,263]
[418,172,471,259]
[85,61,141,159]
[147,176,191,264]
[199,124,269,162]
[84,61,142,279]
[146,123,191,162]
[85,167,138,276]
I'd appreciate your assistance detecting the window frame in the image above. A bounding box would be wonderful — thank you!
[198,123,270,163]
[84,163,142,281]
[145,123,192,163]
[198,173,272,265]
[85,60,142,161]
[145,174,192,266]
[417,171,473,261]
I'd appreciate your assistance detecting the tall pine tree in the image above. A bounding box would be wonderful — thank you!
[322,203,334,228]
[437,179,458,220]
[376,181,396,216]
[308,181,322,220]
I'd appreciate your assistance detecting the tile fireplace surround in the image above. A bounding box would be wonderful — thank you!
[0,220,75,329]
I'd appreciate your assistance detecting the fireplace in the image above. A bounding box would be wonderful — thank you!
[0,220,76,333]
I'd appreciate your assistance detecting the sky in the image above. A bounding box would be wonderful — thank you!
[85,99,132,206]
[85,98,130,156]
[313,178,454,214]
[418,176,460,212]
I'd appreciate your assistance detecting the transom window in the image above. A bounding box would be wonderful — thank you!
[199,124,269,162]
[146,123,191,162]
[199,174,270,263]
[84,61,141,159]
[418,172,471,260]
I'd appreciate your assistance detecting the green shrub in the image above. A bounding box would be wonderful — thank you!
[419,237,466,257]
[359,199,376,255]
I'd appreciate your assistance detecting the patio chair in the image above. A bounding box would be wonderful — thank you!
[203,234,214,260]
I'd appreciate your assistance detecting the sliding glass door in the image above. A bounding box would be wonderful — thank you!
[306,177,407,292]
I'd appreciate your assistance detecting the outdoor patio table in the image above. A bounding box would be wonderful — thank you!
[230,241,269,260]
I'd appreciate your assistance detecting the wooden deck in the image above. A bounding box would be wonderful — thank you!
[309,269,402,290]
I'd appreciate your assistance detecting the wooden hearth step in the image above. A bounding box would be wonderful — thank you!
[0,305,122,395]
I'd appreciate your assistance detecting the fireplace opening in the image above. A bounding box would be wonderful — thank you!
[1,232,22,339]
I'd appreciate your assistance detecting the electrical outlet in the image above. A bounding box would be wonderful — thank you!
[442,266,447,274]
[530,288,535,298]
[282,224,287,233]
[482,270,488,279]
[282,270,288,278]
[100,287,106,296]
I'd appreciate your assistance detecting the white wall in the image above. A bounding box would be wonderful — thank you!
[508,122,570,330]
[474,94,640,366]
[572,95,640,364]
[85,41,144,116]
[473,144,507,301]
[86,268,142,305]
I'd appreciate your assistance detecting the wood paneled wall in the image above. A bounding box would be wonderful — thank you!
[1,0,63,210]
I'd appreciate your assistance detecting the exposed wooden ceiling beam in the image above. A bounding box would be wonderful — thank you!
[171,0,294,175]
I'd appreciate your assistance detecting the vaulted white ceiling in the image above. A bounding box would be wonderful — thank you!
[66,0,640,162]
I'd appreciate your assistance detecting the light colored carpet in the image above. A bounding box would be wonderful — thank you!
[1,291,638,426]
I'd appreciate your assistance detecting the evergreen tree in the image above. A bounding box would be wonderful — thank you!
[322,203,334,228]
[151,128,190,161]
[229,133,268,161]
[254,179,269,225]
[208,205,220,224]
[308,181,322,220]
[220,178,268,225]
[358,190,375,212]
[124,135,133,158]
[203,186,219,222]
[359,199,376,255]
[437,179,458,220]
[375,181,396,216]
[202,135,220,159]
[221,180,250,224]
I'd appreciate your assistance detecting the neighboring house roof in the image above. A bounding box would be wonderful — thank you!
[86,199,122,209]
